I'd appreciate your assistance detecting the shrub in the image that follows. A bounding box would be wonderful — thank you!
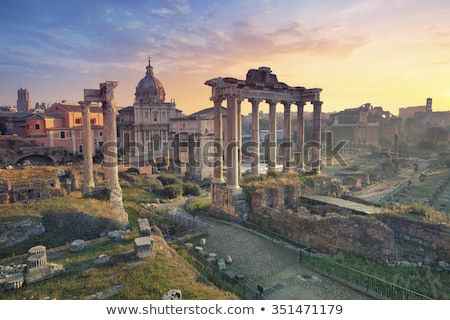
[183,182,202,196]
[163,184,183,199]
[126,167,140,174]
[158,174,182,186]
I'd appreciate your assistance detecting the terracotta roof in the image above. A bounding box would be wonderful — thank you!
[47,102,103,113]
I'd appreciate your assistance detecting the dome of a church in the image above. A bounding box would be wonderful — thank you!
[135,59,166,104]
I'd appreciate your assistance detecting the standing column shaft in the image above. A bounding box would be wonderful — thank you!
[312,101,323,173]
[268,100,277,170]
[102,81,121,191]
[80,101,94,196]
[283,102,292,171]
[250,99,260,175]
[296,102,305,170]
[213,98,224,183]
[226,96,239,188]
[238,100,242,178]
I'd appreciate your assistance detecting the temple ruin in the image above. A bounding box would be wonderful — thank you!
[205,67,322,221]
[82,81,128,228]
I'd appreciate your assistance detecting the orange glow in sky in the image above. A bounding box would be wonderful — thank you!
[1,0,450,116]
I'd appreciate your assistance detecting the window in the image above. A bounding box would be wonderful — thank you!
[99,130,103,137]
[60,131,66,139]
[35,124,40,130]
[75,118,82,124]
[90,118,96,124]
[79,145,83,153]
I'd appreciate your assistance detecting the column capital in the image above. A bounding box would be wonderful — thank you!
[248,98,262,105]
[281,100,293,107]
[78,101,91,111]
[266,99,278,106]
[312,100,323,107]
[212,96,224,104]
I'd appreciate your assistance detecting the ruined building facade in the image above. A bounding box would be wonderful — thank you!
[328,103,401,147]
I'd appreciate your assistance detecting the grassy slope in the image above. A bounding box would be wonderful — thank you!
[0,169,238,300]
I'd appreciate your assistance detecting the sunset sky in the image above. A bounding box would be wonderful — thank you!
[1,0,450,116]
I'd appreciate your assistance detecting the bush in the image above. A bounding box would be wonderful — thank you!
[126,167,140,174]
[158,174,182,186]
[163,184,183,199]
[183,182,202,196]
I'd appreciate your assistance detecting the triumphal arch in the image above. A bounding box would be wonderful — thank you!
[205,67,322,221]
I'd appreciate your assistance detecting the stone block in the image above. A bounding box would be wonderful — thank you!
[134,236,153,258]
[70,239,86,252]
[108,230,123,241]
[138,218,151,237]
[162,289,182,300]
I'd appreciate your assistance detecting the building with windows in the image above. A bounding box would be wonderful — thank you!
[118,59,182,168]
[11,101,104,155]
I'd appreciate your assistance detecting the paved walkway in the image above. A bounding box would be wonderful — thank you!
[201,217,373,300]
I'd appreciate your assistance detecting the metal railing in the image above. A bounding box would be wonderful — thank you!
[171,235,264,300]
[299,250,432,300]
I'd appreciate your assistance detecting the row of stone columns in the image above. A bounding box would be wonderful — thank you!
[213,98,322,188]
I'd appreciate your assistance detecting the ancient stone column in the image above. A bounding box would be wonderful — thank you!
[283,101,292,171]
[213,98,225,183]
[226,95,239,188]
[296,102,305,171]
[312,101,323,173]
[268,100,277,170]
[250,99,260,175]
[101,81,128,227]
[80,101,94,196]
[238,99,242,178]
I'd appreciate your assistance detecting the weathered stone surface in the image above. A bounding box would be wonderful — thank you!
[70,239,85,252]
[0,219,45,249]
[108,230,123,241]
[224,255,233,264]
[134,236,153,258]
[86,284,123,300]
[93,254,111,265]
[162,289,182,300]
[217,258,227,270]
[138,218,151,237]
[5,273,24,290]
[25,263,64,284]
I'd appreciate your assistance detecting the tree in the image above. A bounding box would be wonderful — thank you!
[425,127,448,148]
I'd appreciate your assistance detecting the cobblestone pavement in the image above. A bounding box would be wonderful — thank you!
[201,218,373,300]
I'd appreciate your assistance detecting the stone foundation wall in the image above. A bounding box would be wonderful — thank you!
[0,188,67,204]
[250,207,395,262]
[210,184,248,222]
[379,215,450,262]
[247,183,449,263]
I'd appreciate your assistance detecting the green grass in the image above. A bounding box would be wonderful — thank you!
[336,253,450,299]
[185,198,212,216]
[0,168,238,300]
[1,233,237,300]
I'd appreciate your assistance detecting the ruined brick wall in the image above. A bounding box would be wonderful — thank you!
[250,207,395,262]
[378,215,450,262]
[210,184,248,222]
[247,184,450,262]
